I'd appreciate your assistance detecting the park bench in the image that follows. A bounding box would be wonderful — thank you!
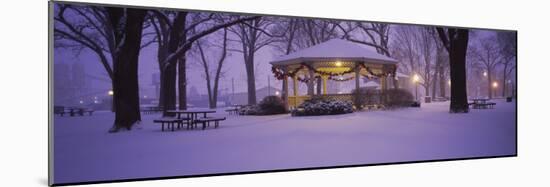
[79,108,94,116]
[470,102,496,109]
[195,117,226,130]
[142,106,163,114]
[54,106,66,116]
[153,118,185,131]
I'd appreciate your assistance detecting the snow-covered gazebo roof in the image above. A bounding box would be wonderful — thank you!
[270,39,398,66]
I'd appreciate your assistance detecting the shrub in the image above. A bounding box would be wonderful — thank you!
[384,88,414,108]
[351,88,414,109]
[258,96,287,115]
[292,98,353,116]
[239,96,287,115]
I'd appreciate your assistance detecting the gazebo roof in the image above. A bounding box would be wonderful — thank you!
[270,39,399,66]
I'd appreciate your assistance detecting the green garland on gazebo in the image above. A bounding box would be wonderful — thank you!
[272,62,396,81]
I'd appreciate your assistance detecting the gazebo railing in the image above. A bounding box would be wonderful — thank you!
[288,94,355,108]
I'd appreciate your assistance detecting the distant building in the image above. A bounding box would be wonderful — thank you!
[54,62,90,106]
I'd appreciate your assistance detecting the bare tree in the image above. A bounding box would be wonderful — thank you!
[471,36,502,99]
[194,28,229,108]
[54,4,155,81]
[345,22,391,57]
[54,4,152,131]
[437,27,470,113]
[497,32,517,97]
[392,25,419,77]
[433,37,450,98]
[228,17,276,105]
[150,11,259,115]
[105,7,148,132]
[416,27,436,98]
[271,17,301,55]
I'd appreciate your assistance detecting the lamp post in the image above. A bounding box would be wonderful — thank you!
[413,74,420,101]
[492,81,498,98]
[507,79,512,97]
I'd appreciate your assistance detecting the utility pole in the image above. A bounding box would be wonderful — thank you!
[231,78,235,105]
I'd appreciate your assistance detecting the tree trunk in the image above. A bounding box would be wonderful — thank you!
[245,54,257,105]
[432,61,440,98]
[108,8,147,131]
[161,65,177,116]
[439,66,446,98]
[502,65,508,97]
[161,12,187,116]
[448,30,469,113]
[178,56,188,110]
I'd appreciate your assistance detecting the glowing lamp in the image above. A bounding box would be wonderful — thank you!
[412,74,420,83]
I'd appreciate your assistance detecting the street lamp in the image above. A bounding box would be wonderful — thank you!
[335,61,342,67]
[483,71,488,77]
[108,90,114,96]
[492,82,498,98]
[413,74,420,101]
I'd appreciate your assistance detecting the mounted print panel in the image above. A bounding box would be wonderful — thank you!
[49,1,517,186]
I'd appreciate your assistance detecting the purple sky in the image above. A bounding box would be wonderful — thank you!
[53,5,508,101]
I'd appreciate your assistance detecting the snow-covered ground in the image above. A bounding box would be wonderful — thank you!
[53,100,516,184]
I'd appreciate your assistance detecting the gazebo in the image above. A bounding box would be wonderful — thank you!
[270,39,399,108]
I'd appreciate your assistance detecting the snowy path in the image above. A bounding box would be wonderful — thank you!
[53,100,516,184]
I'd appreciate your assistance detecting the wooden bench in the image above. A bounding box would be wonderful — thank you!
[153,118,185,131]
[195,117,226,130]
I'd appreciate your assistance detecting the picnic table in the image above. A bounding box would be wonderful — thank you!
[225,105,246,115]
[166,109,217,127]
[55,106,94,116]
[470,98,496,109]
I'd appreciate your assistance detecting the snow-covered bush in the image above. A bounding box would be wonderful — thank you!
[239,105,262,115]
[292,98,353,116]
[240,96,287,115]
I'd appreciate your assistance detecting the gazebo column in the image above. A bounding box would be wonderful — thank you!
[282,67,289,109]
[355,66,360,91]
[308,68,315,96]
[322,75,328,95]
[293,75,298,96]
[381,76,387,91]
[316,77,322,95]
